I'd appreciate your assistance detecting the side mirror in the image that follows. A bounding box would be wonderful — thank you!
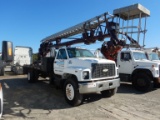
[2,41,13,62]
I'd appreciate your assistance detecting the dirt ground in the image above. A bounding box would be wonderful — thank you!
[0,75,160,120]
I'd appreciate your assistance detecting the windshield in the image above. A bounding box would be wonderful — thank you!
[67,48,95,58]
[133,52,148,60]
[149,53,159,60]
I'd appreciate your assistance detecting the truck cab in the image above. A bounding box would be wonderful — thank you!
[54,47,119,90]
[54,47,120,104]
[146,51,160,62]
[117,49,160,91]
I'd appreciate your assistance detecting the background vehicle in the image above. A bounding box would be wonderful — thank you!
[117,49,160,91]
[12,46,32,74]
[0,41,13,76]
[0,41,32,75]
[96,47,160,92]
[144,47,160,62]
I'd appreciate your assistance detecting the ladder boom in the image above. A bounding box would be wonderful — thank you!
[41,12,114,43]
[39,3,150,59]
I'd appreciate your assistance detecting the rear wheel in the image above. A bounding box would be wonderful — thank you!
[64,78,83,106]
[49,73,54,85]
[132,73,153,92]
[28,70,38,83]
[101,88,117,97]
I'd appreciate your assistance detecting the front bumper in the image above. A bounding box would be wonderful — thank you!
[79,78,120,94]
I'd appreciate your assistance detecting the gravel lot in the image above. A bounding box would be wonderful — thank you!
[0,75,160,120]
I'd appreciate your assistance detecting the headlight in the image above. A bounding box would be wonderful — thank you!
[116,67,119,76]
[83,71,89,79]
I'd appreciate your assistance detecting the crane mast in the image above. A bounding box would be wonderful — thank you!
[39,3,150,59]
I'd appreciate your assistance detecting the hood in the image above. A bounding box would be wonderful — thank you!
[151,60,160,63]
[135,60,160,68]
[66,57,115,68]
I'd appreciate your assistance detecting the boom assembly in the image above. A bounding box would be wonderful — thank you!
[39,3,149,60]
[25,3,160,106]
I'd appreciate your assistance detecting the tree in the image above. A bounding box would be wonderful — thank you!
[32,53,38,63]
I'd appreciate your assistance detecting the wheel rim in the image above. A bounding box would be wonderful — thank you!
[27,72,30,81]
[66,83,74,100]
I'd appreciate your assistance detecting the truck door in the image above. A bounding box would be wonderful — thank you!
[54,49,67,75]
[118,52,133,74]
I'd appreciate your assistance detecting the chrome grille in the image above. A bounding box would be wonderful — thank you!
[91,63,115,78]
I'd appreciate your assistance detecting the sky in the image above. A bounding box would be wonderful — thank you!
[0,0,160,53]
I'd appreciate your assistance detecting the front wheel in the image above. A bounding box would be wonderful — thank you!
[101,88,117,97]
[132,73,153,92]
[64,79,83,106]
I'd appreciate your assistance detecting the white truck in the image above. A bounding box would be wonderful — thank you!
[117,49,160,91]
[11,46,32,74]
[97,4,160,91]
[95,46,160,91]
[26,3,151,105]
[26,47,119,106]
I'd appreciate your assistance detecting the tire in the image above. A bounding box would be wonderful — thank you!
[132,73,153,92]
[49,73,54,85]
[101,88,117,97]
[28,70,38,83]
[0,68,4,76]
[64,78,83,106]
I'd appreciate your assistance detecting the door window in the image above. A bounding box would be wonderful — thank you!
[57,49,67,59]
[121,52,131,61]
